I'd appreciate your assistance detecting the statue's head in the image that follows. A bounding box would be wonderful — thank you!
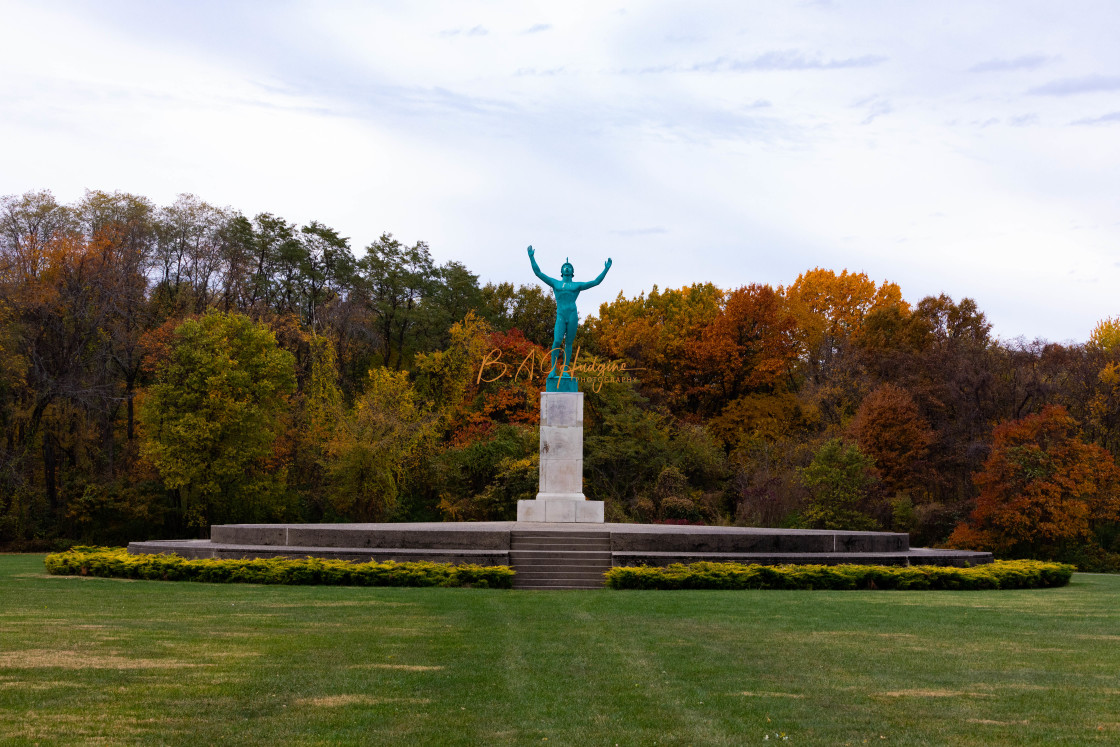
[561,258,574,279]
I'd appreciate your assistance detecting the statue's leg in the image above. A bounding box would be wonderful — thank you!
[562,314,577,376]
[550,318,565,375]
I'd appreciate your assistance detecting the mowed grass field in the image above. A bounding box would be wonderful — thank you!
[1,554,1118,746]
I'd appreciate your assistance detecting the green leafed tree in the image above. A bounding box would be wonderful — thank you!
[140,311,296,530]
[479,281,556,349]
[358,232,435,369]
[798,439,879,530]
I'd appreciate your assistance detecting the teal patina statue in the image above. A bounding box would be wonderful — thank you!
[527,245,612,392]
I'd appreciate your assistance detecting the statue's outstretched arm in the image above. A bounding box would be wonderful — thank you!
[576,257,613,290]
[527,245,559,289]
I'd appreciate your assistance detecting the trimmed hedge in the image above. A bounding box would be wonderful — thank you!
[44,547,515,589]
[604,560,1074,591]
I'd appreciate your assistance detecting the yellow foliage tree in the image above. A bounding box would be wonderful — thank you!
[1086,317,1120,457]
[1089,316,1120,354]
[323,366,432,521]
[781,268,908,381]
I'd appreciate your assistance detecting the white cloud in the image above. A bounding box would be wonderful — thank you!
[1071,111,1120,125]
[968,54,1052,73]
[1028,75,1120,96]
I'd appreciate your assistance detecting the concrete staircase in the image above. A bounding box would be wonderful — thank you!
[510,530,612,590]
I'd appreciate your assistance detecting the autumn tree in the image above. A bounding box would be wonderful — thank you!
[947,405,1120,559]
[0,210,127,519]
[411,314,544,521]
[416,261,484,352]
[853,293,1001,506]
[728,438,813,527]
[412,312,494,428]
[140,312,296,530]
[584,384,675,507]
[848,383,934,495]
[76,190,159,443]
[414,313,542,446]
[781,268,907,383]
[691,284,801,443]
[1080,317,1120,459]
[280,333,345,520]
[777,269,909,437]
[323,367,432,521]
[1089,317,1120,354]
[585,283,723,412]
[0,190,75,282]
[689,284,798,412]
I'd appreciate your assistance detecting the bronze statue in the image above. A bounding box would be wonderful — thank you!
[527,245,612,392]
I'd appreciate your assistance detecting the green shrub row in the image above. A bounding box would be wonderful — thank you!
[604,560,1074,590]
[44,547,515,588]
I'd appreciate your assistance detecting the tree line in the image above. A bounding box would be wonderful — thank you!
[2,189,1118,569]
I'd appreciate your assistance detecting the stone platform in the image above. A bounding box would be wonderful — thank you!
[128,522,993,588]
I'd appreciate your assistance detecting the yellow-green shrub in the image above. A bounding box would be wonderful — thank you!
[604,559,1073,590]
[45,547,514,588]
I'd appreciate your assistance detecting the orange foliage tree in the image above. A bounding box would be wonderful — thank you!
[848,383,934,495]
[588,282,800,423]
[413,312,543,446]
[585,283,723,412]
[947,405,1120,557]
[688,284,798,414]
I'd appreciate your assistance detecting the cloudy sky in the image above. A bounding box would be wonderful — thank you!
[3,1,1119,343]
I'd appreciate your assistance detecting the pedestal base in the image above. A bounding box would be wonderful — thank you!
[546,371,579,393]
[517,499,604,523]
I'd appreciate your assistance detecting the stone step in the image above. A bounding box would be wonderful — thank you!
[511,548,611,554]
[510,549,612,557]
[513,579,606,589]
[513,549,609,555]
[510,555,609,559]
[512,536,611,543]
[516,577,608,586]
[513,532,610,538]
[509,528,611,590]
[515,559,608,567]
[512,539,609,546]
[510,560,612,569]
[510,564,609,568]
[514,567,611,576]
[513,535,610,542]
[514,585,605,590]
[512,540,610,548]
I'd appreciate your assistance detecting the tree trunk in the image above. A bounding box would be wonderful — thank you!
[126,380,136,441]
[43,431,58,514]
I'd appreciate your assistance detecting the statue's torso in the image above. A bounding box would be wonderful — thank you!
[553,283,579,313]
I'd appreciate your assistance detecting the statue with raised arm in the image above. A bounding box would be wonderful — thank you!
[527,245,612,392]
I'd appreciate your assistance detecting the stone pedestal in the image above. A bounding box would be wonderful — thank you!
[517,391,605,523]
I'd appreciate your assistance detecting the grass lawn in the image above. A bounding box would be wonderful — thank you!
[1,554,1117,746]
